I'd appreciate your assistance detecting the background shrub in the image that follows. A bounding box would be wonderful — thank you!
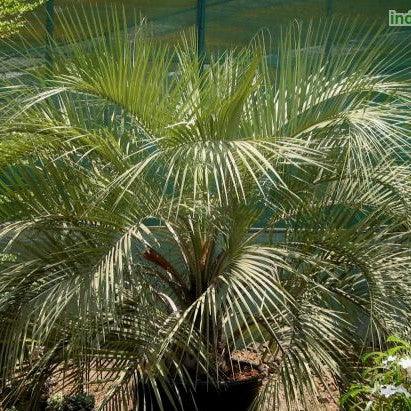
[46,393,95,411]
[341,336,411,410]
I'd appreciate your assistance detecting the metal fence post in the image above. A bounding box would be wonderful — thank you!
[197,0,206,60]
[45,0,55,69]
[326,0,333,16]
[325,0,333,56]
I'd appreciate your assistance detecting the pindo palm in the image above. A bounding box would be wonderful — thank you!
[0,10,410,411]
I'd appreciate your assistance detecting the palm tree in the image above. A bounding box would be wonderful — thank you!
[0,10,410,410]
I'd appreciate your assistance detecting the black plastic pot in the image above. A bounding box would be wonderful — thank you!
[138,376,262,411]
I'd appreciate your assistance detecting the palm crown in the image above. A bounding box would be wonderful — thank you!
[0,11,410,411]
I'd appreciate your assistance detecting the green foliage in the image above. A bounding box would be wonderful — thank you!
[0,0,45,38]
[341,337,411,410]
[47,394,65,411]
[0,9,410,411]
[47,393,95,411]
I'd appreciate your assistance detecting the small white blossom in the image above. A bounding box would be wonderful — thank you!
[398,357,411,378]
[379,384,410,398]
[382,355,397,366]
[399,358,411,369]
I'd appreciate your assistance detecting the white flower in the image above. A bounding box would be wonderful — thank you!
[379,384,410,398]
[399,358,411,369]
[399,357,411,378]
[382,355,397,366]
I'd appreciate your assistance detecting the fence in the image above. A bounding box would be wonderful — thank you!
[1,0,410,71]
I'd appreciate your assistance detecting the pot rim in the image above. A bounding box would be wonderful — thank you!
[172,374,263,390]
